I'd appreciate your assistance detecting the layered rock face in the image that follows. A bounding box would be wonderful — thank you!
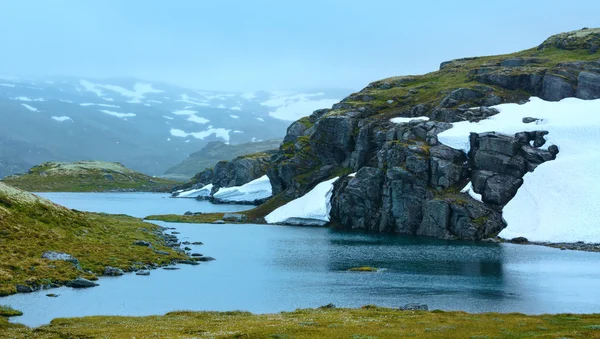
[266,28,599,240]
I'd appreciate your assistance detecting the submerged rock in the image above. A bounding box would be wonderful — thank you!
[136,271,150,276]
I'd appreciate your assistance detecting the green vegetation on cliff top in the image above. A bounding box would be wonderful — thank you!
[1,161,178,192]
[3,307,600,338]
[334,28,600,118]
[0,182,185,296]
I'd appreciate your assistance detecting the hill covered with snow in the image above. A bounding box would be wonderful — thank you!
[0,76,347,177]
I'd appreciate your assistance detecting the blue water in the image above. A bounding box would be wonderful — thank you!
[4,193,600,327]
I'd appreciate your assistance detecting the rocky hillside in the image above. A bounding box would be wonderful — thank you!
[164,139,282,180]
[260,28,600,240]
[0,182,185,296]
[1,161,177,192]
[0,76,347,177]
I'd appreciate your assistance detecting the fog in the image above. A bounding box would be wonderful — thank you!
[1,0,598,91]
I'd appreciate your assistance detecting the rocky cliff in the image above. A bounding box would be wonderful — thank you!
[263,28,600,240]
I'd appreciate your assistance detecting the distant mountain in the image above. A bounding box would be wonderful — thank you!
[164,139,282,180]
[0,76,348,177]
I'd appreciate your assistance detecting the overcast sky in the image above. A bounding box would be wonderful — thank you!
[1,0,598,91]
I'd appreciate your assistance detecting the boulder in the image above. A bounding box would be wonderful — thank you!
[104,266,124,276]
[399,303,429,311]
[132,240,151,247]
[576,71,600,99]
[41,251,79,265]
[540,75,574,101]
[136,271,150,276]
[222,213,248,222]
[65,278,99,288]
[16,284,34,293]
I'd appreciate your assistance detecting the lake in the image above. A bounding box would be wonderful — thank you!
[4,192,600,327]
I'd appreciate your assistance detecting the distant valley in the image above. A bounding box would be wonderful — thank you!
[0,77,348,178]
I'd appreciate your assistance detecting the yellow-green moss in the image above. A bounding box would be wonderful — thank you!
[0,305,22,317]
[0,182,186,295]
[3,307,600,338]
[349,266,378,272]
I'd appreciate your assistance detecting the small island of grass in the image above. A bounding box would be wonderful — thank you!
[349,266,378,272]
[0,305,22,318]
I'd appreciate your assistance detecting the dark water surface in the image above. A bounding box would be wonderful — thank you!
[4,193,600,327]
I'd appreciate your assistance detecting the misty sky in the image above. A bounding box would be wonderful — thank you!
[1,0,598,91]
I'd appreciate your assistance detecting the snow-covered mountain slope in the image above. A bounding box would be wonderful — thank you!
[0,76,347,177]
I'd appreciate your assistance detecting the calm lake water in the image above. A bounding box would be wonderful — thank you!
[4,193,600,327]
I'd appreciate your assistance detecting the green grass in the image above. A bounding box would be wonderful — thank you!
[3,307,600,338]
[0,182,186,295]
[1,161,178,192]
[0,305,22,317]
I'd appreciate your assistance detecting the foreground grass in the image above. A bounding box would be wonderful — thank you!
[1,161,178,192]
[0,182,186,295]
[3,307,600,338]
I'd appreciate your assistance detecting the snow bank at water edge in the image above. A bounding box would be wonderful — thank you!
[438,97,600,243]
[173,184,213,199]
[265,177,339,226]
[212,175,272,203]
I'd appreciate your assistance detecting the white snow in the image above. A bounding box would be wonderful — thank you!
[99,110,136,118]
[187,115,210,124]
[233,130,244,134]
[217,104,226,109]
[170,127,231,141]
[256,118,264,122]
[21,104,38,112]
[80,103,120,108]
[51,116,72,122]
[80,80,163,100]
[0,83,16,87]
[230,106,242,111]
[59,99,73,103]
[172,110,196,115]
[438,97,600,243]
[175,184,213,198]
[229,115,239,119]
[13,96,32,101]
[177,94,210,107]
[460,182,482,202]
[265,177,339,226]
[163,115,174,120]
[390,116,430,124]
[213,176,272,203]
[262,92,339,121]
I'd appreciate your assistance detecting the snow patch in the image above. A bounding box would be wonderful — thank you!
[174,184,214,199]
[170,127,231,141]
[230,115,239,119]
[230,106,242,111]
[21,104,39,112]
[438,97,600,243]
[99,110,136,118]
[262,92,338,121]
[163,116,174,120]
[213,176,272,203]
[80,103,120,108]
[460,182,482,202]
[51,116,72,122]
[390,116,430,124]
[0,83,16,87]
[265,177,339,226]
[256,118,264,122]
[187,115,210,124]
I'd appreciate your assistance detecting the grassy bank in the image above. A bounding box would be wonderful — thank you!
[1,161,178,192]
[3,307,600,338]
[0,182,186,296]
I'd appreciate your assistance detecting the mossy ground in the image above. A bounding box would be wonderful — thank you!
[3,307,600,338]
[0,182,186,296]
[0,305,22,317]
[1,161,178,192]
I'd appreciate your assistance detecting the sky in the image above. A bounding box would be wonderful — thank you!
[0,0,599,91]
